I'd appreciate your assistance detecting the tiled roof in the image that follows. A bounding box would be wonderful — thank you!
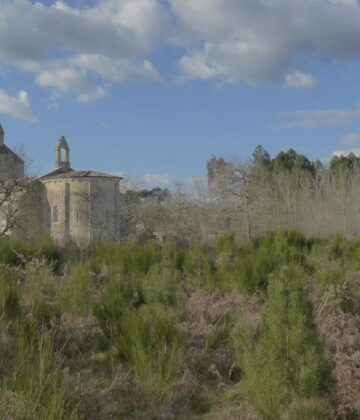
[40,166,121,180]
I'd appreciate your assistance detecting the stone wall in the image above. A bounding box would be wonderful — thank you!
[0,152,24,181]
[42,179,70,245]
[16,181,48,242]
[41,177,120,246]
[89,178,120,243]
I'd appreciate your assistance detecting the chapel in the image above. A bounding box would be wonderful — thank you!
[0,125,121,246]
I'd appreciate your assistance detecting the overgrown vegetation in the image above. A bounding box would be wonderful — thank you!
[0,231,359,418]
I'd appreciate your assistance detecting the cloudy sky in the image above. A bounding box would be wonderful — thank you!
[1,0,360,186]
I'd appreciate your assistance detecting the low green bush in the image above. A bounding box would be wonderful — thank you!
[95,239,161,275]
[94,267,186,405]
[235,229,312,293]
[58,261,97,316]
[0,236,61,269]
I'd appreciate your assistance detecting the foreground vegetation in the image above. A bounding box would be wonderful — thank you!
[0,231,359,418]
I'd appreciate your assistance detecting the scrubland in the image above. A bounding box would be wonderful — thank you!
[0,231,360,419]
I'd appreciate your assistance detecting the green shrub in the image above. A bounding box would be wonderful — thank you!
[94,271,186,405]
[0,237,31,266]
[58,261,97,315]
[215,233,236,254]
[143,265,184,307]
[118,304,184,395]
[205,312,234,352]
[0,237,61,269]
[93,274,144,339]
[235,229,312,293]
[182,240,217,290]
[234,265,330,418]
[34,237,62,272]
[95,239,161,275]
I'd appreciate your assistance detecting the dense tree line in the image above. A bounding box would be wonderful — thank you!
[206,147,360,240]
[119,148,360,242]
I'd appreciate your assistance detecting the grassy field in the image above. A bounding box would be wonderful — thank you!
[0,231,359,419]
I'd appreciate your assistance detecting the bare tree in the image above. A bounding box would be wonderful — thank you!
[0,178,30,237]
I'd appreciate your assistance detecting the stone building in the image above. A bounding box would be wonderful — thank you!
[0,125,121,246]
[0,124,24,181]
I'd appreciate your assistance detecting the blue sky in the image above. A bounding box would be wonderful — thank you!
[1,0,360,188]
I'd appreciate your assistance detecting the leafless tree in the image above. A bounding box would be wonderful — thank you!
[0,178,30,237]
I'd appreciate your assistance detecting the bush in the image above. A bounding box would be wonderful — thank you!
[0,237,61,269]
[233,265,330,418]
[0,237,31,266]
[182,240,217,290]
[95,239,161,275]
[235,229,312,293]
[94,268,186,406]
[58,261,97,316]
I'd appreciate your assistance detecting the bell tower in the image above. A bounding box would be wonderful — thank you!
[55,136,70,169]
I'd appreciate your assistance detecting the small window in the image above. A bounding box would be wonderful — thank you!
[53,205,59,223]
[76,209,80,222]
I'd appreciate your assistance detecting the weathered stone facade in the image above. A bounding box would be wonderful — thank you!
[0,124,24,181]
[0,126,121,246]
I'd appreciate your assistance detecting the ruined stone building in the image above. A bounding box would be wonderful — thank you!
[0,124,24,180]
[0,124,121,246]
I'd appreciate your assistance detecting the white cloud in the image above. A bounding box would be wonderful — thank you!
[323,132,360,162]
[3,0,360,99]
[332,148,360,157]
[118,173,174,192]
[142,174,174,188]
[284,71,316,89]
[121,173,204,194]
[0,90,37,122]
[340,132,360,146]
[280,104,360,128]
[35,65,106,102]
[0,0,167,102]
[69,55,161,82]
[26,54,161,102]
[172,0,360,85]
[329,0,358,6]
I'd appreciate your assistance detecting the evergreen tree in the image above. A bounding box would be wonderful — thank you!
[237,266,330,419]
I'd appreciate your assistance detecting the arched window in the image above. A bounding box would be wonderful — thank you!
[53,205,59,223]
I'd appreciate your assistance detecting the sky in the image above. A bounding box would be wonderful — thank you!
[2,0,360,188]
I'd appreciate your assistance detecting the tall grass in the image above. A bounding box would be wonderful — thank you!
[0,329,73,419]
